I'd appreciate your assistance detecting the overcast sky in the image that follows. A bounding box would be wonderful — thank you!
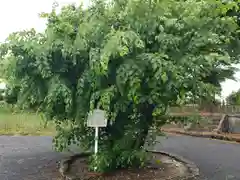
[0,0,240,99]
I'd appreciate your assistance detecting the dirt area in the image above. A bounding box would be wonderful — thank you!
[66,152,191,180]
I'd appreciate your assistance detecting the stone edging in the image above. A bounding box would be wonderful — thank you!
[59,152,92,179]
[59,150,199,180]
[148,150,199,180]
[163,129,240,143]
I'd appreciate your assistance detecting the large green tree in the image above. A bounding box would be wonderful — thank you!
[1,0,240,172]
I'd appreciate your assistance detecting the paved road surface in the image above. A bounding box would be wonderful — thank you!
[0,135,240,180]
[156,135,240,180]
[0,136,73,180]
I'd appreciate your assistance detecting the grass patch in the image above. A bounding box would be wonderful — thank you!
[0,103,55,136]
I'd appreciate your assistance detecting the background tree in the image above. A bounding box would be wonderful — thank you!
[0,89,4,101]
[4,85,20,105]
[183,0,240,107]
[0,0,239,173]
[226,89,240,105]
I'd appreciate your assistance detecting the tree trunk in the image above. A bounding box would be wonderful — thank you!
[132,103,155,149]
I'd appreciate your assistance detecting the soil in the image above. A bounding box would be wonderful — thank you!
[66,152,190,180]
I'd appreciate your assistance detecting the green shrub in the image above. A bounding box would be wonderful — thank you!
[4,85,19,105]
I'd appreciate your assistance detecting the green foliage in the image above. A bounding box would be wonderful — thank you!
[166,114,209,126]
[1,0,240,172]
[4,85,20,105]
[227,89,240,105]
[89,150,148,172]
[0,89,4,101]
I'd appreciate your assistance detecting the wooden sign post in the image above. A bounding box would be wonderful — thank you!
[87,109,107,154]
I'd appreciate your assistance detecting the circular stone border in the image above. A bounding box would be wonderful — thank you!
[59,151,199,180]
[58,152,92,179]
[148,150,199,180]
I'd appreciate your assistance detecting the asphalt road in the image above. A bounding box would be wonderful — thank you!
[0,135,240,180]
[156,135,240,180]
[0,136,73,180]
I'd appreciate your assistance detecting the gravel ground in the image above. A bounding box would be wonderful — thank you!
[1,135,240,180]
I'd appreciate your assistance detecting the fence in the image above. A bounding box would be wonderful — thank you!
[169,105,240,116]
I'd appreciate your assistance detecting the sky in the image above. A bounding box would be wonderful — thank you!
[0,0,240,100]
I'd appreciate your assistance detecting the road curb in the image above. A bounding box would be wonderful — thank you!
[163,129,240,143]
[59,150,199,180]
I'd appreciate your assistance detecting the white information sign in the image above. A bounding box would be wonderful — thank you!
[87,109,107,127]
[87,109,108,154]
